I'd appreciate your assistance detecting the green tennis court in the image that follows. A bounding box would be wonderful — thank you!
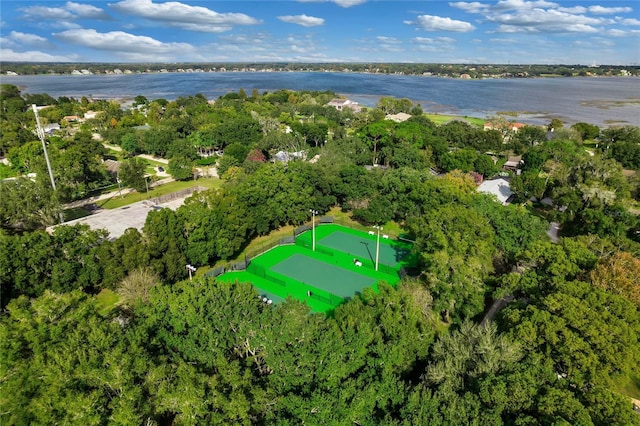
[216,224,414,314]
[271,253,376,298]
[317,231,410,267]
[216,271,335,313]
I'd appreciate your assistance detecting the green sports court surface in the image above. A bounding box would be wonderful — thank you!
[271,253,376,298]
[317,231,411,267]
[216,224,415,313]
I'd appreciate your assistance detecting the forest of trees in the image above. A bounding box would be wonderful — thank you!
[1,83,639,424]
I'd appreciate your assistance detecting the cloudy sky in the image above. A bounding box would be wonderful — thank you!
[1,0,638,64]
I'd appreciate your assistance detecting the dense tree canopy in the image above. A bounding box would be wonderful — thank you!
[1,86,639,424]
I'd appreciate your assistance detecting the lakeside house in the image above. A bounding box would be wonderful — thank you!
[326,98,362,113]
[483,121,526,133]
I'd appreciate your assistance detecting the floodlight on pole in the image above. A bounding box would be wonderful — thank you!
[32,104,64,224]
[310,209,318,251]
[373,225,383,271]
[186,264,196,281]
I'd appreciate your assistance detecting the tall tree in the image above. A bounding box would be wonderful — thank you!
[119,157,147,192]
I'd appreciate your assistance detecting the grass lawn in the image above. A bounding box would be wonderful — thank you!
[582,140,599,150]
[95,289,120,315]
[612,373,640,399]
[424,113,484,127]
[99,177,221,209]
[329,206,404,237]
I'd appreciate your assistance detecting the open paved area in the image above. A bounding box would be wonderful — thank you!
[50,197,186,239]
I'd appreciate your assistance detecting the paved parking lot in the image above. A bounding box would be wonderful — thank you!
[51,198,186,239]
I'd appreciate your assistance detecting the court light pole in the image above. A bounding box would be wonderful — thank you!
[310,209,318,251]
[373,225,382,271]
[32,104,64,224]
[186,264,196,281]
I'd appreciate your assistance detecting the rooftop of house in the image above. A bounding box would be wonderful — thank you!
[386,112,412,123]
[477,178,515,205]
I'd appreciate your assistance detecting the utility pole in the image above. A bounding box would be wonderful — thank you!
[32,104,64,224]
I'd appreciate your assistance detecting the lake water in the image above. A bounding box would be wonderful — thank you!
[3,72,639,127]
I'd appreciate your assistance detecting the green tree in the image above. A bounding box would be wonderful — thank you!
[119,157,147,192]
[571,122,600,140]
[514,125,548,147]
[360,120,393,166]
[502,279,640,413]
[0,177,61,230]
[590,251,640,307]
[1,290,151,424]
[425,321,522,390]
[168,155,193,181]
[120,131,140,155]
[474,154,497,177]
[117,268,159,308]
[408,203,496,323]
[440,148,477,173]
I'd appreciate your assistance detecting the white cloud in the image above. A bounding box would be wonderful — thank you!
[621,18,640,26]
[492,0,558,11]
[449,2,488,13]
[64,2,111,19]
[333,0,367,6]
[405,15,475,32]
[607,28,640,37]
[278,14,325,27]
[21,2,110,20]
[109,0,260,32]
[489,9,610,33]
[0,48,77,62]
[412,36,455,44]
[557,6,587,14]
[585,37,615,47]
[5,31,50,47]
[281,34,324,56]
[377,36,401,44]
[489,37,521,44]
[376,36,404,52]
[297,0,367,8]
[217,33,268,45]
[21,6,75,20]
[411,36,456,54]
[588,5,633,15]
[450,0,636,35]
[54,28,195,60]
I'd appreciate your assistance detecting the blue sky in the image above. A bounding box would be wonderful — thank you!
[1,0,639,64]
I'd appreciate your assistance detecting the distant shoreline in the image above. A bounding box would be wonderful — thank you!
[5,70,640,80]
[3,62,639,79]
[3,71,638,128]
